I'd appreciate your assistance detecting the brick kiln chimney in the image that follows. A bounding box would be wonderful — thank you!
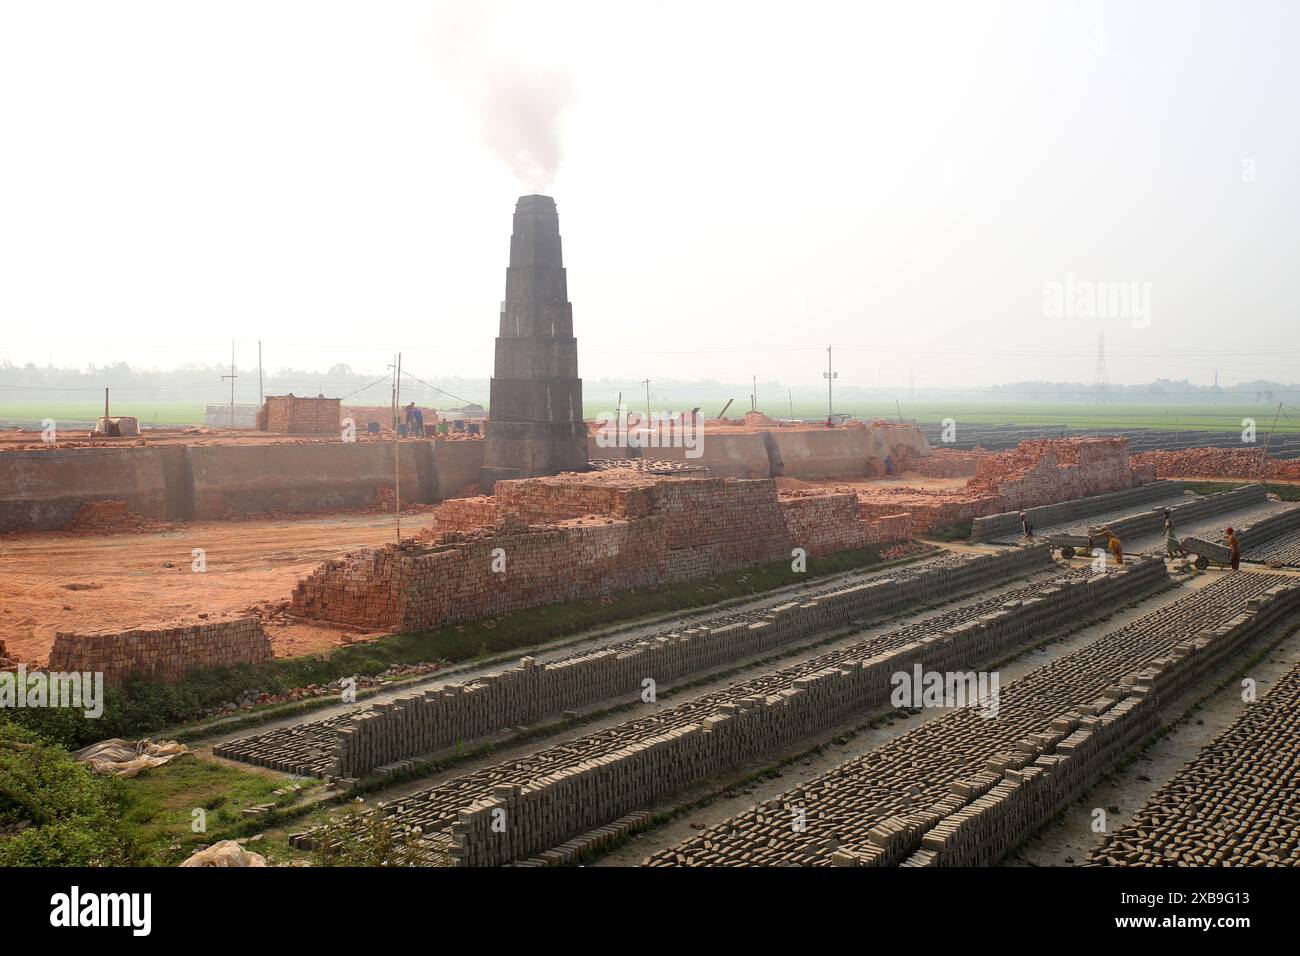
[481,194,588,491]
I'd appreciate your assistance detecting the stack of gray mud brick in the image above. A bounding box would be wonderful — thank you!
[448,557,1171,866]
[888,579,1300,867]
[325,547,1052,779]
[970,481,1185,541]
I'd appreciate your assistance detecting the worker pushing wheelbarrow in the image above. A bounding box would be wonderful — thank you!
[1047,526,1122,563]
[1180,527,1243,571]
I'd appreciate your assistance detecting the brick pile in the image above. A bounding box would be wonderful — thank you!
[1130,462,1157,484]
[261,395,343,434]
[223,549,1052,780]
[1090,652,1300,866]
[853,438,1140,534]
[651,571,1298,866]
[1132,447,1300,481]
[0,639,16,670]
[426,496,498,534]
[493,473,656,523]
[430,557,1172,866]
[779,494,868,555]
[292,473,880,633]
[864,513,913,543]
[895,446,986,478]
[65,499,175,534]
[966,438,1135,509]
[47,614,272,686]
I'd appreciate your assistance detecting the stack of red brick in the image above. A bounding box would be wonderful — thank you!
[1132,447,1300,481]
[779,494,869,555]
[895,446,986,478]
[0,639,16,671]
[292,473,899,631]
[427,496,498,534]
[47,615,272,686]
[65,499,173,534]
[853,438,1139,533]
[864,513,913,543]
[261,395,342,434]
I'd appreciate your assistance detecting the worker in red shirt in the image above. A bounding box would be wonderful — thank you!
[1226,527,1241,571]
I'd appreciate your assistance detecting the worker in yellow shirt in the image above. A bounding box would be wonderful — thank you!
[1226,527,1241,571]
[1102,527,1123,565]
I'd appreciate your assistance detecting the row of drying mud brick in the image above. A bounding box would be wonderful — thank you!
[372,561,1122,852]
[221,552,973,773]
[1245,524,1300,568]
[970,480,1186,541]
[1044,482,1268,548]
[323,546,1057,780]
[443,558,1171,866]
[1238,502,1300,553]
[228,548,1052,779]
[1090,652,1300,866]
[649,571,1297,866]
[895,579,1300,867]
[219,552,974,775]
[47,615,271,687]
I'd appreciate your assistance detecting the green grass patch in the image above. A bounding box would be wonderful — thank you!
[117,754,321,866]
[0,401,206,428]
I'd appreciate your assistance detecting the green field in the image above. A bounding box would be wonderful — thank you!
[792,401,1300,433]
[0,401,206,428]
[3,399,1296,434]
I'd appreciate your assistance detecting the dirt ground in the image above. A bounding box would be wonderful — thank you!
[0,512,417,663]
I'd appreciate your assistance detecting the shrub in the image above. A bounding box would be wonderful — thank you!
[0,717,139,866]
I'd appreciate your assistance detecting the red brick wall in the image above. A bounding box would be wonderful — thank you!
[262,396,342,435]
[428,496,498,534]
[292,474,886,630]
[47,615,272,686]
[780,494,869,555]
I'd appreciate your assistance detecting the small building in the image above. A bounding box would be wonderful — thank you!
[203,403,261,429]
[259,394,342,434]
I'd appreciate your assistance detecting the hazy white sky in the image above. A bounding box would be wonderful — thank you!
[1,0,1297,389]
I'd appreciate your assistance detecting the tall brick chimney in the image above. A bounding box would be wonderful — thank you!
[481,195,588,491]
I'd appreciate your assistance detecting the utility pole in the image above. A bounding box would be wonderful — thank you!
[389,354,396,429]
[387,354,404,543]
[822,346,837,423]
[752,375,757,412]
[616,390,622,446]
[1262,401,1284,460]
[395,352,402,542]
[221,340,238,429]
[258,339,264,407]
[788,387,794,420]
[642,379,651,419]
[103,387,109,422]
[1092,332,1109,405]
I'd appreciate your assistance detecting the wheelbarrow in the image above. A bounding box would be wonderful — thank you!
[1180,536,1233,570]
[1044,533,1097,560]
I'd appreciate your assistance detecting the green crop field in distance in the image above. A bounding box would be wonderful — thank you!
[584,400,1300,434]
[0,401,207,428]
[3,399,1296,434]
